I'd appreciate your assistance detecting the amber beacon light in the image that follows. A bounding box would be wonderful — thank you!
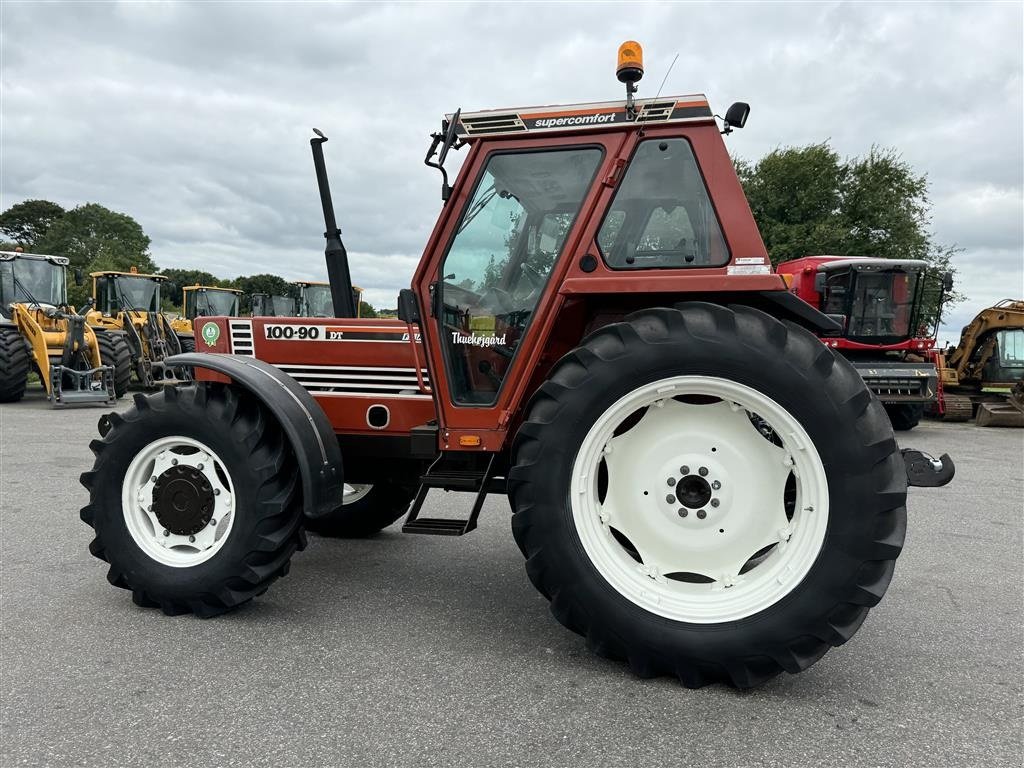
[616,41,644,84]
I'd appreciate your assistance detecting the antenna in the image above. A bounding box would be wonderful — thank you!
[653,53,679,103]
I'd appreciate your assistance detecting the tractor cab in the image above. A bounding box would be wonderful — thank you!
[91,270,165,315]
[182,285,243,319]
[0,251,69,316]
[250,293,298,317]
[295,281,363,318]
[779,256,929,347]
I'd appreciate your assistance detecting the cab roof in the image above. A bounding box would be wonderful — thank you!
[0,250,70,266]
[90,271,165,280]
[183,285,244,294]
[448,94,713,139]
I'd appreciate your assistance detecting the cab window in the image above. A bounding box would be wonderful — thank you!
[597,138,729,269]
[439,147,603,405]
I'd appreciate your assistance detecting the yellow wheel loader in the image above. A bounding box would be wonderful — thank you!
[0,251,131,405]
[295,280,363,317]
[249,293,298,317]
[169,285,244,351]
[85,270,190,388]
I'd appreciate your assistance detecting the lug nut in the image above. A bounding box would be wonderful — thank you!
[197,464,204,471]
[680,465,690,475]
[151,475,157,482]
[711,499,720,508]
[699,467,709,477]
[678,509,688,518]
[711,480,721,490]
[171,458,178,466]
[214,489,221,496]
[162,529,169,537]
[665,495,676,504]
[696,509,707,519]
[667,477,676,487]
[210,518,216,526]
[189,535,196,543]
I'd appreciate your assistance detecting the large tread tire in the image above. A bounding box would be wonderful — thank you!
[80,384,306,617]
[96,332,132,398]
[509,303,907,689]
[178,336,196,354]
[0,326,30,403]
[884,403,923,431]
[305,483,416,538]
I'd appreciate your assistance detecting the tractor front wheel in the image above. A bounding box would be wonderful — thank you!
[509,303,906,688]
[80,384,306,617]
[304,482,416,538]
[97,332,132,398]
[884,403,923,431]
[0,326,30,403]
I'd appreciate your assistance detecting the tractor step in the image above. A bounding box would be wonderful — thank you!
[401,454,500,536]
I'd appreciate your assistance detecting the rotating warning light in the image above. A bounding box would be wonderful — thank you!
[616,41,644,84]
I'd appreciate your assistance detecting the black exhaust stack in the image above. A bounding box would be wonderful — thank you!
[310,129,357,319]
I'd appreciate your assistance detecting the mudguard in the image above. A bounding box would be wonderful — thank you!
[164,353,343,519]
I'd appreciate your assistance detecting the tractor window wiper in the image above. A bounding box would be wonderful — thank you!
[457,185,498,234]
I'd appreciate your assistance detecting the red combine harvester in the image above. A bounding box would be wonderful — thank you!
[776,255,947,430]
[81,42,953,688]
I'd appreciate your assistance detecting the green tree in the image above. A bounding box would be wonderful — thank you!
[31,203,154,307]
[0,199,66,248]
[233,274,296,312]
[358,300,378,318]
[159,268,228,306]
[736,142,963,327]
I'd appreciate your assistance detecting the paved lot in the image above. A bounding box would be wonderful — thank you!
[1,388,1022,767]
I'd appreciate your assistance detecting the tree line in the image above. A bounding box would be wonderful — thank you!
[1,140,962,324]
[0,200,377,316]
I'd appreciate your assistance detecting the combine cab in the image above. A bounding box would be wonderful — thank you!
[777,255,941,430]
[170,285,244,351]
[81,42,954,688]
[0,251,129,405]
[86,270,190,388]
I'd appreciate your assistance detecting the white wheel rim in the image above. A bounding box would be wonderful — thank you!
[343,483,372,504]
[122,436,237,568]
[570,376,829,624]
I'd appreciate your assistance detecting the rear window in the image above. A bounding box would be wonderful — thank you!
[597,138,729,269]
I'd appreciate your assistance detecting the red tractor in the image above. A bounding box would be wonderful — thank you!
[80,43,953,688]
[776,255,948,430]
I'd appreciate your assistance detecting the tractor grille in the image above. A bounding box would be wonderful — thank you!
[229,320,255,357]
[276,364,431,398]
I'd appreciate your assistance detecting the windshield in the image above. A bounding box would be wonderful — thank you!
[847,270,921,340]
[187,289,239,318]
[301,285,334,317]
[98,275,161,313]
[271,295,296,316]
[997,329,1024,368]
[0,258,66,309]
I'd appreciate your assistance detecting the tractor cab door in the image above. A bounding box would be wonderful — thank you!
[184,290,197,320]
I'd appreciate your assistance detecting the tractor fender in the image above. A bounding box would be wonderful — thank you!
[164,352,343,520]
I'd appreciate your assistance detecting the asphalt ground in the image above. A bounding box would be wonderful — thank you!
[1,387,1022,768]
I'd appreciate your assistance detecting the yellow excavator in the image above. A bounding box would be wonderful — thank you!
[0,250,131,405]
[930,299,1024,426]
[85,269,189,388]
[169,285,244,350]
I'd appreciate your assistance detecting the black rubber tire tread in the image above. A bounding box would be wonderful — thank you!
[96,332,132,398]
[0,326,30,403]
[79,383,307,617]
[304,482,417,538]
[884,403,923,431]
[508,302,907,689]
[178,336,196,354]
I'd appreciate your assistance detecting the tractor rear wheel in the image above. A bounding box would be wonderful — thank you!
[80,384,306,617]
[0,326,30,403]
[304,482,416,538]
[509,303,906,688]
[97,332,132,398]
[884,403,923,431]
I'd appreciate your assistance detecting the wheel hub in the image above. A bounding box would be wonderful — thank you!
[676,474,712,509]
[152,465,215,535]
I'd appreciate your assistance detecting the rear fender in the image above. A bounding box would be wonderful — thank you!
[164,353,343,519]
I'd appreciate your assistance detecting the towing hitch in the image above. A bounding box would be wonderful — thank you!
[901,449,955,487]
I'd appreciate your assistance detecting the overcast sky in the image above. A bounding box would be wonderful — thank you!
[2,1,1021,339]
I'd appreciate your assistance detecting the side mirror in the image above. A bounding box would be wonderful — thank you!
[73,268,84,286]
[724,102,750,130]
[942,272,954,292]
[397,288,421,324]
[814,272,827,293]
